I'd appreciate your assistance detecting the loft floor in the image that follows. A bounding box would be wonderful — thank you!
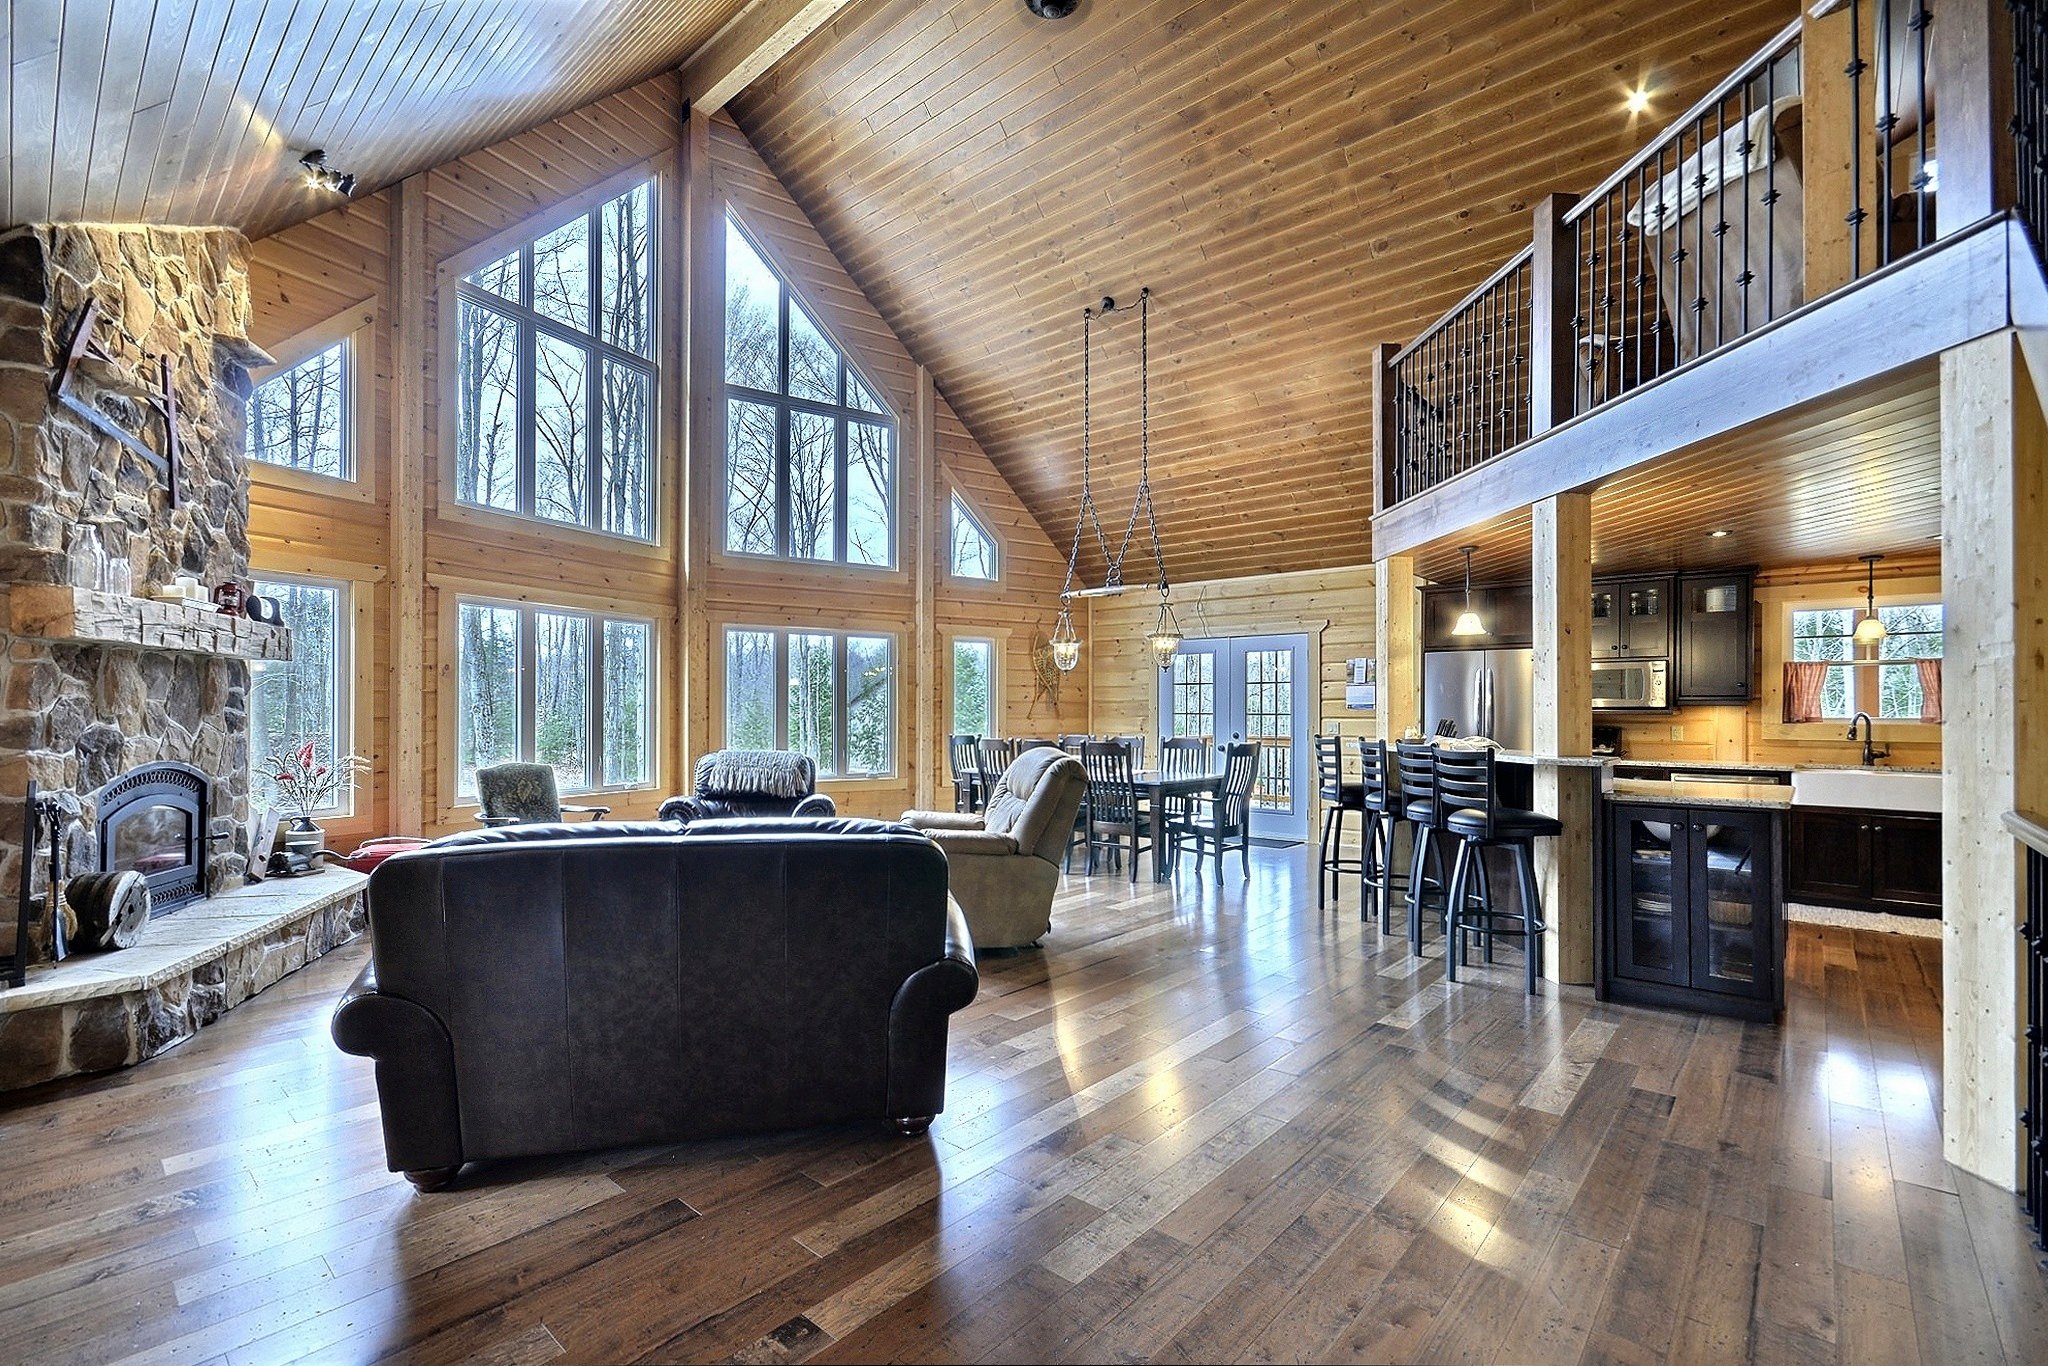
[0,851,2040,1365]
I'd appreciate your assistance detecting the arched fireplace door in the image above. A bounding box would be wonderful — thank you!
[91,761,208,916]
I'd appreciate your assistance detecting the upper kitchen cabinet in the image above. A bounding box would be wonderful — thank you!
[1592,576,1673,660]
[1423,583,1533,650]
[1675,570,1754,703]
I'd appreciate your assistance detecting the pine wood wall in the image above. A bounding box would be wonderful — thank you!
[243,75,1083,838]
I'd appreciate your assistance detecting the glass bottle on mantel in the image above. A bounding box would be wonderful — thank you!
[65,522,106,591]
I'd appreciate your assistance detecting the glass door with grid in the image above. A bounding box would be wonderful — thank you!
[1160,633,1310,841]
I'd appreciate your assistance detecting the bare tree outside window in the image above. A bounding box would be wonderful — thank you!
[250,578,347,811]
[458,599,653,796]
[950,493,997,579]
[725,627,895,776]
[248,343,348,478]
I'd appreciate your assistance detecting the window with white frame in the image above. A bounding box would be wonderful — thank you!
[1790,608,1856,719]
[723,626,894,777]
[454,180,656,539]
[952,638,996,735]
[723,216,896,567]
[250,576,351,812]
[1788,602,1944,721]
[1876,603,1943,719]
[248,342,351,479]
[950,493,998,580]
[455,598,653,797]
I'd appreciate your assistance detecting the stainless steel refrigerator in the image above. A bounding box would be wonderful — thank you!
[1422,648,1535,749]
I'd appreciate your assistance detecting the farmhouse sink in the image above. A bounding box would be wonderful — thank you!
[1791,768,1943,813]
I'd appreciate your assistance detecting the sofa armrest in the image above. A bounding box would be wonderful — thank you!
[900,810,985,831]
[562,803,611,820]
[657,795,701,822]
[924,829,1019,858]
[794,793,838,818]
[331,961,465,1175]
[885,900,979,1125]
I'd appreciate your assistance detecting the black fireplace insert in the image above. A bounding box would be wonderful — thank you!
[92,761,208,916]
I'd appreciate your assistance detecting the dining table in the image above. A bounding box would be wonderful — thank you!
[1123,768,1226,882]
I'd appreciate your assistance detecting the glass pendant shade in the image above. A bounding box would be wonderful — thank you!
[1147,593,1183,669]
[1853,553,1887,646]
[1853,614,1888,646]
[1050,607,1082,672]
[1450,608,1487,637]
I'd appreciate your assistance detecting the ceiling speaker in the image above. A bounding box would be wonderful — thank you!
[1026,0,1079,17]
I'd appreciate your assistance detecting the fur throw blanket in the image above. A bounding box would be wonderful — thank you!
[694,749,817,799]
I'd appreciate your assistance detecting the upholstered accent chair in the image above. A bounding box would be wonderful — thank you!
[472,762,610,826]
[659,750,838,822]
[902,746,1088,950]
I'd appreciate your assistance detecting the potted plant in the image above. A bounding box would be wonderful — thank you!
[259,740,366,859]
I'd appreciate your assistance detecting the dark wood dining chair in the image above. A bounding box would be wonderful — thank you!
[1169,742,1259,882]
[948,733,983,813]
[1080,741,1151,881]
[1157,736,1211,860]
[977,737,1023,788]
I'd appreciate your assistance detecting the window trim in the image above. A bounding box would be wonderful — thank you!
[947,489,1001,583]
[717,209,902,575]
[718,622,900,781]
[1763,580,1944,740]
[245,304,378,502]
[947,633,1002,737]
[447,591,660,805]
[248,570,357,819]
[437,165,663,547]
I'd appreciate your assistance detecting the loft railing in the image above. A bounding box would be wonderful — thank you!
[2016,0,2048,257]
[1380,0,1954,509]
[1384,248,1532,506]
[2014,811,2048,1261]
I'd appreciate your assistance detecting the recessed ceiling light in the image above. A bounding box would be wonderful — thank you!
[1625,86,1653,115]
[1708,529,1732,538]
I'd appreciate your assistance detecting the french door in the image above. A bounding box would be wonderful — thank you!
[1159,634,1310,841]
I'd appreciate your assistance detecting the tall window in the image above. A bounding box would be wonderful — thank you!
[952,638,996,734]
[723,216,896,567]
[950,494,998,580]
[1789,602,1944,721]
[248,343,350,479]
[1168,652,1216,739]
[1790,609,1855,719]
[455,180,656,539]
[723,626,894,776]
[1876,604,1943,719]
[250,576,350,812]
[456,598,653,797]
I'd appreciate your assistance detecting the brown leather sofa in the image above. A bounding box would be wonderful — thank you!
[901,746,1087,950]
[332,817,976,1190]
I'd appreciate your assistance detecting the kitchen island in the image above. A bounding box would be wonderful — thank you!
[1597,777,1790,1021]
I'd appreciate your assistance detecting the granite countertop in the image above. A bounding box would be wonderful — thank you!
[1475,750,1612,768]
[1605,778,1795,810]
[1609,758,1942,776]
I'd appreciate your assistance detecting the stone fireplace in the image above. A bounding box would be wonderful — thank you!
[0,223,267,964]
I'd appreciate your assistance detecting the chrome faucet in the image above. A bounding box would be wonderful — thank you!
[1847,712,1889,767]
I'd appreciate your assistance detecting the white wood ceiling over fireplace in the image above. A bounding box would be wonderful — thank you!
[2,0,753,236]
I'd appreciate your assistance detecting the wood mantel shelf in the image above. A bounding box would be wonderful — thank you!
[3,584,293,661]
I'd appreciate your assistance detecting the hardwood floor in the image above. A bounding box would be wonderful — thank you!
[1,848,2040,1365]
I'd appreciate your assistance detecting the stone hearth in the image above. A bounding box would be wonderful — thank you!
[0,868,365,1090]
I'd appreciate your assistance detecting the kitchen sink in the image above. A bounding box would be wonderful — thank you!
[1790,768,1943,813]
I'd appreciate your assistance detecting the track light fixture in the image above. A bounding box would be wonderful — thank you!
[1025,0,1080,17]
[298,150,356,198]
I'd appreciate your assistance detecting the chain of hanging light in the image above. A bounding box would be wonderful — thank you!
[1051,288,1180,672]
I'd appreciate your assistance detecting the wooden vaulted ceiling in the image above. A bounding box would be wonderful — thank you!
[2,0,756,235]
[733,0,1800,582]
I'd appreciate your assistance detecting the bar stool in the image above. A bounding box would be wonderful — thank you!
[1356,738,1402,934]
[1394,740,1451,955]
[1314,735,1367,909]
[1433,746,1562,994]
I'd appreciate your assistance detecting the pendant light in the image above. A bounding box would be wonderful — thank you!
[1051,297,1112,673]
[1450,546,1487,637]
[1852,553,1888,646]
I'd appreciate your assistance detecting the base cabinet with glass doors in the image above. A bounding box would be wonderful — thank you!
[1597,797,1784,1021]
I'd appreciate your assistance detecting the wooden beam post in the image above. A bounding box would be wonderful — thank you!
[387,177,427,836]
[913,367,938,810]
[680,106,720,771]
[1532,492,1595,985]
[1374,554,1418,743]
[1371,341,1399,516]
[1803,3,1882,294]
[1939,331,2048,1189]
[1931,0,2017,236]
[678,0,857,116]
[1529,192,1581,434]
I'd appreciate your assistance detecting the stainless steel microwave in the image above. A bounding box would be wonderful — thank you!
[1590,658,1667,710]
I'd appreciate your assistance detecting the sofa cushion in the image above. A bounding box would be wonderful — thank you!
[428,820,681,850]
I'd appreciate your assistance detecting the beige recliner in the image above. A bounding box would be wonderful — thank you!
[903,746,1087,950]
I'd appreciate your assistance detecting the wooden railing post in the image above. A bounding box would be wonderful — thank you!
[1371,340,1400,516]
[1933,0,2017,237]
[1529,192,1580,434]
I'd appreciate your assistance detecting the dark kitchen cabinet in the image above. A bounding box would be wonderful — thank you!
[1422,584,1533,650]
[1676,570,1754,703]
[1600,800,1783,1020]
[1787,806,1942,916]
[1591,575,1673,660]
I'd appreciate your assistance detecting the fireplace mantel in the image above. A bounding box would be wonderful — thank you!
[4,585,292,662]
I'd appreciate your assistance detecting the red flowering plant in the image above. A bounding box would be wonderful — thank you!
[257,738,367,822]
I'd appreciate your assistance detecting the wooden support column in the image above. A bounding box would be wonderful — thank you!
[387,177,427,836]
[1532,492,1595,985]
[1931,0,2016,237]
[1374,555,1418,742]
[1939,331,2048,1189]
[1803,3,1882,294]
[912,367,938,810]
[679,107,720,770]
[1529,192,1580,435]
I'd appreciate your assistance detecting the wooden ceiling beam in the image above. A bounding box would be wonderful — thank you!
[679,0,860,115]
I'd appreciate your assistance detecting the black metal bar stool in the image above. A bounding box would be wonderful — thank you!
[1394,740,1451,955]
[1356,738,1404,934]
[1314,735,1367,909]
[1433,746,1563,993]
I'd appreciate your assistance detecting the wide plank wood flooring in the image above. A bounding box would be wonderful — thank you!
[0,849,2041,1365]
